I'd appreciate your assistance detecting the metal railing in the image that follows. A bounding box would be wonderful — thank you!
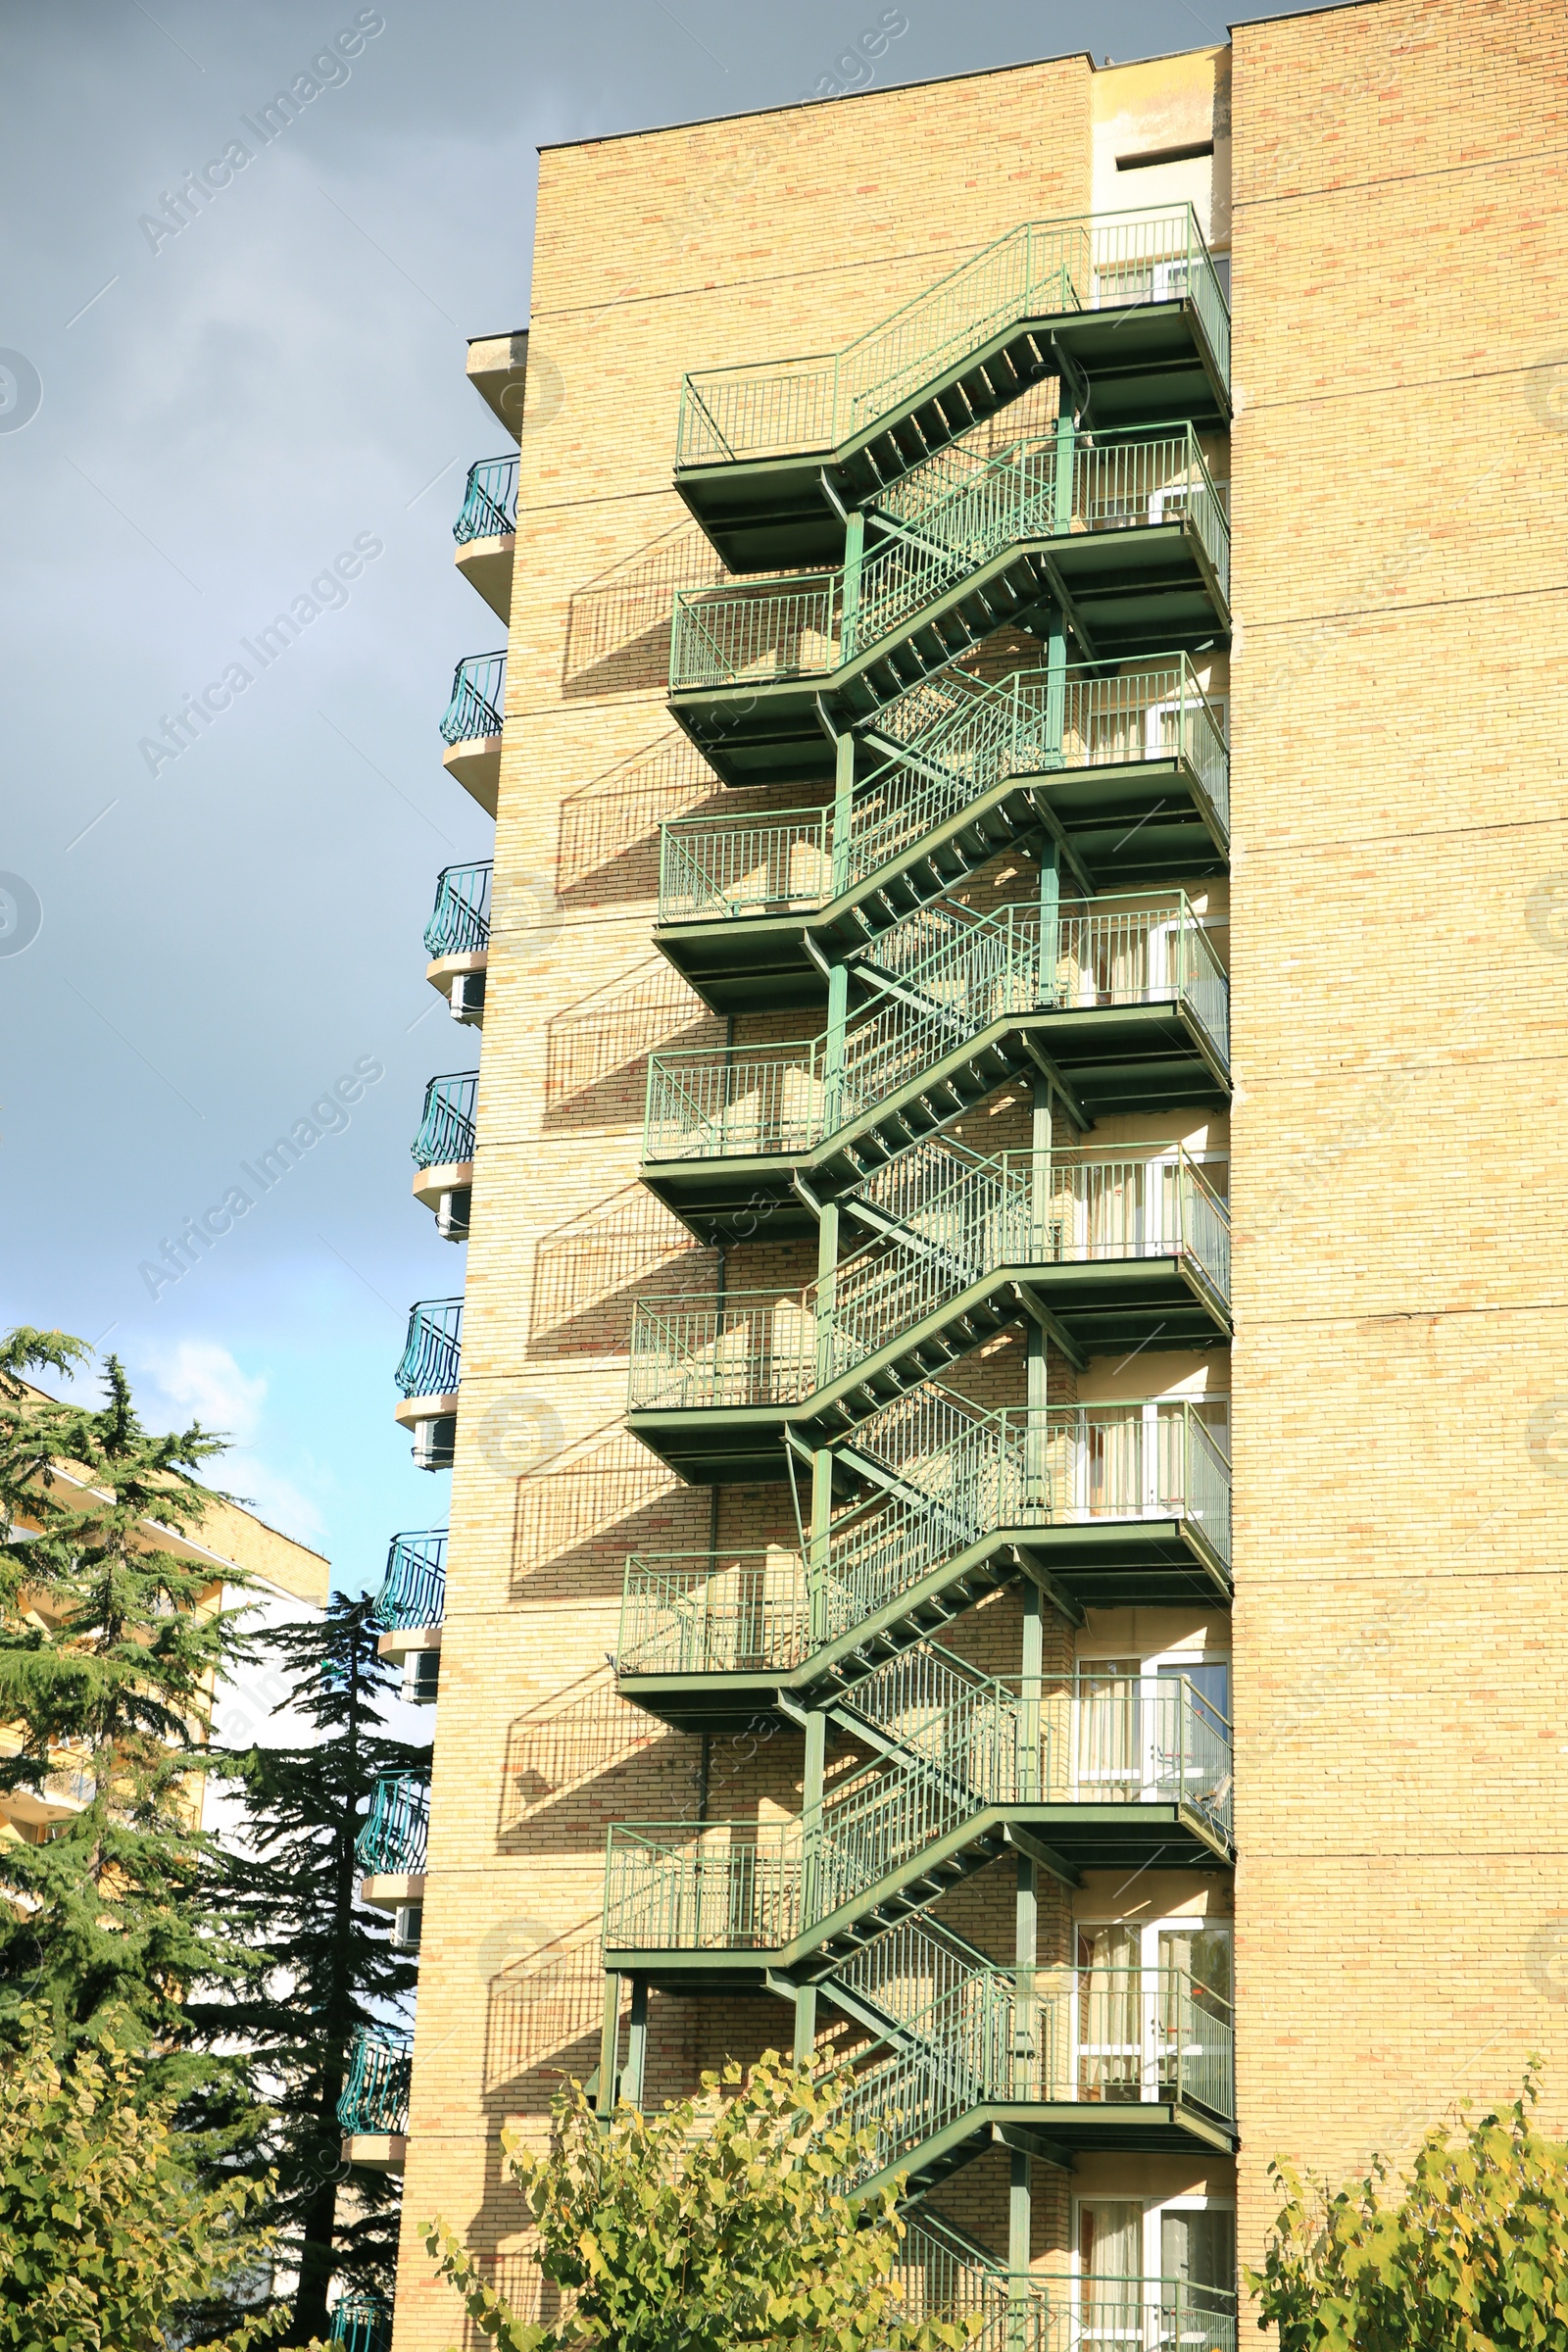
[411,1070,478,1169]
[327,2294,392,2352]
[439,649,506,745]
[628,1150,1228,1414]
[453,453,519,543]
[370,1528,448,1632]
[356,1771,430,1876]
[897,2207,1238,2352]
[337,2025,414,2135]
[671,423,1227,693]
[657,660,1227,925]
[675,206,1229,466]
[644,894,1228,1164]
[423,859,493,957]
[395,1298,464,1400]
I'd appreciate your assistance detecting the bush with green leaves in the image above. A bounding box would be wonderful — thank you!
[1250,2065,1568,2352]
[423,2051,982,2352]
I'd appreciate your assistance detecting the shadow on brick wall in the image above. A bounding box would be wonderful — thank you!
[528,1183,718,1359]
[558,726,728,909]
[507,1416,710,1602]
[562,519,727,699]
[544,955,720,1134]
[498,1663,698,1850]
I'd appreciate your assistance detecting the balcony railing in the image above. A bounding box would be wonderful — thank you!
[370,1528,448,1633]
[658,662,1228,925]
[423,859,493,958]
[439,650,506,745]
[338,2025,414,2136]
[675,206,1229,466]
[896,2213,1236,2352]
[453,454,519,544]
[412,1071,478,1169]
[327,2294,393,2352]
[670,424,1229,692]
[618,1400,1231,1673]
[356,1772,430,1877]
[395,1298,464,1399]
[646,897,1227,1167]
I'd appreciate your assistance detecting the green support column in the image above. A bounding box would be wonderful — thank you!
[596,1972,620,2121]
[1052,410,1076,539]
[821,957,849,1146]
[795,1701,827,2062]
[623,1977,648,2111]
[841,509,864,662]
[829,720,856,901]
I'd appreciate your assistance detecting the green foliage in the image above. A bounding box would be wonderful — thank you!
[205,1596,424,2345]
[422,2050,981,2352]
[0,2001,285,2352]
[0,1345,256,2136]
[1249,2064,1568,2352]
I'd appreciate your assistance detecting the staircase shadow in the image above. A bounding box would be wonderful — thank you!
[528,1184,718,1359]
[507,1414,710,1601]
[497,1663,698,1851]
[558,728,729,909]
[562,520,728,699]
[543,955,721,1133]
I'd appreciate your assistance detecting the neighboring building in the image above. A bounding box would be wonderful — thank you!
[387,4,1568,2343]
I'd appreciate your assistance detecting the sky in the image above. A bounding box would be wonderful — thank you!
[0,0,1332,1593]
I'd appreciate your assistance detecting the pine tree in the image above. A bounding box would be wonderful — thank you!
[0,1335,262,2155]
[207,1595,426,2346]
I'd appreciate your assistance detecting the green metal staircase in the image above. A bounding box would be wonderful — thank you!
[603,199,1235,2287]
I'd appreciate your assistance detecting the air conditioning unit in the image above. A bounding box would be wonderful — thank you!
[411,1413,457,1472]
[451,970,487,1025]
[403,1648,441,1705]
[436,1186,471,1243]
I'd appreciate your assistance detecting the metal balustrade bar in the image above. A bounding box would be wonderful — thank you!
[676,207,1229,468]
[670,425,1229,693]
[327,2293,393,2352]
[423,859,493,957]
[453,454,519,544]
[337,2025,414,2135]
[395,1298,464,1399]
[356,1771,430,1876]
[658,661,1227,926]
[644,894,1228,1164]
[412,1071,479,1169]
[439,650,506,745]
[370,1529,448,1632]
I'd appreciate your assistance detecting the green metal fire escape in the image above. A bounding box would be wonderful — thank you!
[604,204,1236,2340]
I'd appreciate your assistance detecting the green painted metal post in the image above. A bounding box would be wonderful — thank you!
[841,510,864,662]
[795,1700,827,2063]
[1052,410,1076,538]
[624,1977,648,2111]
[596,1972,620,2120]
[1008,2148,1033,2328]
[807,1434,836,1647]
[829,721,856,901]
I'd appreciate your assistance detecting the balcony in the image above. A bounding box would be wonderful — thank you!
[618,1400,1230,1722]
[338,2025,412,2172]
[895,2214,1236,2352]
[423,858,491,1026]
[0,1732,95,1833]
[674,207,1230,567]
[453,454,518,620]
[657,662,1227,1011]
[371,1528,446,1696]
[411,1070,478,1241]
[357,1770,429,1917]
[327,2294,392,2352]
[628,1148,1229,1482]
[438,650,505,814]
[643,896,1230,1238]
[394,1298,463,1470]
[669,424,1230,786]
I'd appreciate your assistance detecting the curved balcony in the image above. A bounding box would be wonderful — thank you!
[423,858,491,1026]
[628,1145,1230,1482]
[675,206,1230,568]
[394,1298,463,1470]
[657,661,1226,1012]
[453,453,518,620]
[370,1526,447,1694]
[618,1396,1230,1724]
[327,2294,392,2352]
[439,649,506,814]
[643,896,1229,1240]
[411,1070,478,1241]
[338,2024,413,2171]
[357,1770,430,1914]
[670,424,1229,787]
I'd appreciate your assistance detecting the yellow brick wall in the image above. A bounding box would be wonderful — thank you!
[1228,0,1568,2311]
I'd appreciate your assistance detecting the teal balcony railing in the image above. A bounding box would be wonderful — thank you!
[424,859,493,957]
[618,1397,1232,1674]
[645,895,1228,1162]
[658,661,1228,924]
[628,1147,1230,1415]
[327,2294,392,2352]
[395,1298,463,1400]
[356,1772,430,1877]
[670,423,1229,692]
[370,1528,448,1633]
[412,1071,478,1169]
[454,454,519,544]
[675,206,1229,467]
[337,2025,414,2135]
[439,650,506,745]
[896,2213,1236,2352]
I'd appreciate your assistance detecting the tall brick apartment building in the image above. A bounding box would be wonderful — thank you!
[348,3,1568,2342]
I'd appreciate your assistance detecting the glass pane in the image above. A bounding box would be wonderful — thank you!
[1161,2207,1235,2290]
[1078,1925,1142,2102]
[1081,2199,1143,2279]
[1159,1923,1233,2003]
[1159,1658,1230,1732]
